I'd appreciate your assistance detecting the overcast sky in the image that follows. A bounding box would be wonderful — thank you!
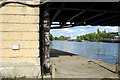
[50,26,119,38]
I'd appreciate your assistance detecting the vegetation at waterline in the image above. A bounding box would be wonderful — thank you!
[50,29,117,42]
[49,33,54,41]
[50,34,67,41]
[76,29,117,42]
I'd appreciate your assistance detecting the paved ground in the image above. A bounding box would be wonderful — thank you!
[51,56,118,78]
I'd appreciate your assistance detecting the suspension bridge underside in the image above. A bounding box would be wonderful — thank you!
[46,2,120,29]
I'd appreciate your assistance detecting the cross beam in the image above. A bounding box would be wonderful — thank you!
[62,3,97,26]
[51,3,65,23]
[101,19,120,25]
[91,15,120,25]
[76,5,120,26]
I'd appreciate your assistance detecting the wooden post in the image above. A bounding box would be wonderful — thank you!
[116,58,119,74]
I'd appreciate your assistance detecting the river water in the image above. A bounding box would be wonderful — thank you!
[50,41,119,64]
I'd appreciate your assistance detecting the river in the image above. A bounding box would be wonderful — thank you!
[50,41,120,64]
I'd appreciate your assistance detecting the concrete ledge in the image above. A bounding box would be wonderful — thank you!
[1,65,41,78]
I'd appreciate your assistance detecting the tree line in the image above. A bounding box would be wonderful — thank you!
[76,29,117,42]
[50,34,67,41]
[50,29,117,42]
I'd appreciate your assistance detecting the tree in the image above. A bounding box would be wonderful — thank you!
[77,36,84,41]
[103,29,106,33]
[49,34,54,41]
[76,28,117,42]
[58,36,66,40]
[54,37,58,40]
[97,28,101,36]
[85,34,89,40]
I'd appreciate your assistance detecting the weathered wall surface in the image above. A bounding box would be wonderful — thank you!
[0,1,41,78]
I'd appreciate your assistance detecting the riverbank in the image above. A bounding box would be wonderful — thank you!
[50,49,118,78]
[50,48,77,57]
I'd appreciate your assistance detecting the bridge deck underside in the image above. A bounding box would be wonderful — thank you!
[46,2,120,29]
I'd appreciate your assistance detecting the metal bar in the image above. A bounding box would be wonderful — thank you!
[50,7,120,14]
[62,3,97,26]
[51,24,74,25]
[76,12,106,25]
[66,11,85,22]
[76,4,120,25]
[50,7,84,11]
[51,3,65,22]
[50,25,76,29]
[89,9,120,14]
[111,22,120,26]
[101,19,120,25]
[91,15,120,25]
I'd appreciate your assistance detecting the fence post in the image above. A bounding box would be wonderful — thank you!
[116,58,119,74]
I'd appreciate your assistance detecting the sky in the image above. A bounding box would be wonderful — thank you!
[50,25,119,39]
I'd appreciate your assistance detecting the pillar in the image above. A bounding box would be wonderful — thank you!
[40,3,50,76]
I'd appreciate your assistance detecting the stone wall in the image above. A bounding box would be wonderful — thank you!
[0,1,41,78]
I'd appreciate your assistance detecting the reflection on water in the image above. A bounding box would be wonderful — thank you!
[50,41,119,64]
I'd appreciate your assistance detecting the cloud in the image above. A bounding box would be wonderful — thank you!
[59,34,63,36]
[63,28,73,33]
[81,32,85,35]
[51,25,60,27]
[79,29,84,31]
[110,27,118,32]
[101,26,118,32]
[51,28,74,33]
[50,26,119,38]
[70,34,73,37]
[78,34,81,36]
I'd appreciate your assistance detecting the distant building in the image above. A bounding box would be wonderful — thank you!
[103,36,120,43]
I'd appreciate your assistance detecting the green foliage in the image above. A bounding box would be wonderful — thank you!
[76,28,117,42]
[49,33,54,41]
[2,76,26,80]
[50,28,117,42]
[50,34,66,41]
[2,77,17,80]
[53,35,67,41]
[58,36,66,40]
[77,36,84,41]
[54,37,59,40]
